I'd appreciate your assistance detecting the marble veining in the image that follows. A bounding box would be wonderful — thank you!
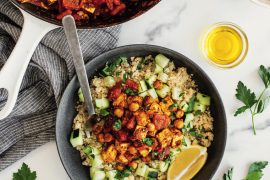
[1,0,270,179]
[145,2,187,43]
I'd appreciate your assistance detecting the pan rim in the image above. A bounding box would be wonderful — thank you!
[9,0,160,29]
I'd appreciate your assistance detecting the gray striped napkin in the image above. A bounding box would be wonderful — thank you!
[0,0,120,170]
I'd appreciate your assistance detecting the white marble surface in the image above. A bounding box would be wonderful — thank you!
[1,0,270,179]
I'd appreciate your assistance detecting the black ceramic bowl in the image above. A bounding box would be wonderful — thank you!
[56,44,227,180]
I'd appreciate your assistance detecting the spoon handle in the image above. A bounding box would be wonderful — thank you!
[62,15,95,116]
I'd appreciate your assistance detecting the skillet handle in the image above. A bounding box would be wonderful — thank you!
[0,11,57,120]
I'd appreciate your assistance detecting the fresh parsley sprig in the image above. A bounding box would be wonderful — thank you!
[13,163,37,180]
[223,161,268,180]
[246,161,268,180]
[235,65,270,135]
[223,168,233,180]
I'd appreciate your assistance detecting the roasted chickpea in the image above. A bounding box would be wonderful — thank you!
[153,80,163,90]
[129,161,138,169]
[176,109,184,118]
[174,119,184,129]
[129,102,140,112]
[114,108,124,118]
[116,164,124,171]
[97,134,105,143]
[104,133,114,142]
[128,146,138,155]
[147,123,155,132]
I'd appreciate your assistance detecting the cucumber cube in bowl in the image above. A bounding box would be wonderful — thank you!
[70,129,83,147]
[95,98,110,109]
[148,88,158,99]
[196,93,211,106]
[155,54,170,68]
[156,84,170,98]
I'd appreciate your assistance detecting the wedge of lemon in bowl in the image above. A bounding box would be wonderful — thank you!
[167,145,208,180]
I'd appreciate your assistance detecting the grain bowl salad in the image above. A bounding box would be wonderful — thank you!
[70,54,214,180]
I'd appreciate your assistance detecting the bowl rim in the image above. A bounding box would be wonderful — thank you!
[55,44,227,180]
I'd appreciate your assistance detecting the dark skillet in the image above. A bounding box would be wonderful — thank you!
[55,44,227,180]
[10,0,160,29]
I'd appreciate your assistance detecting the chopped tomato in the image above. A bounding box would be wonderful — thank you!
[125,79,139,91]
[115,130,128,142]
[62,0,80,10]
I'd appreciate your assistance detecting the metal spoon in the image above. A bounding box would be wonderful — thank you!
[62,15,97,127]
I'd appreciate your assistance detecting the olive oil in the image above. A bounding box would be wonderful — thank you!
[201,23,248,68]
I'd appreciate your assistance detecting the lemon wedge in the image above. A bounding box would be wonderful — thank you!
[167,145,208,180]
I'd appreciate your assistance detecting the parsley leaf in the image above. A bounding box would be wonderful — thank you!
[234,105,249,116]
[223,168,233,180]
[234,65,270,135]
[125,88,138,96]
[100,109,110,116]
[122,73,128,83]
[102,63,116,76]
[186,95,196,113]
[258,65,270,88]
[143,138,154,146]
[182,138,187,147]
[246,161,268,180]
[115,167,131,179]
[235,81,257,108]
[113,119,122,131]
[13,163,37,180]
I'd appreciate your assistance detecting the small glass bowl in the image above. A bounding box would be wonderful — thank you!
[200,22,249,68]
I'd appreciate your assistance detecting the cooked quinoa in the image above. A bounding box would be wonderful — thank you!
[70,54,214,180]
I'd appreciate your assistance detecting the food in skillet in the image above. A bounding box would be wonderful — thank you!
[70,54,214,179]
[17,0,159,21]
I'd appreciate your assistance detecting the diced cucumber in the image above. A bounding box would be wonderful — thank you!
[92,154,104,168]
[78,88,84,102]
[70,129,83,147]
[148,88,158,99]
[172,87,181,101]
[180,101,189,112]
[83,146,92,155]
[90,167,97,179]
[106,170,117,180]
[156,84,170,98]
[83,146,100,156]
[146,75,157,87]
[184,113,194,131]
[104,76,116,88]
[95,98,110,109]
[135,163,149,177]
[145,168,158,179]
[139,80,148,92]
[193,102,206,113]
[185,113,194,122]
[196,93,211,106]
[157,72,169,83]
[154,64,163,74]
[139,91,148,98]
[159,161,169,172]
[155,54,170,68]
[91,170,106,180]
